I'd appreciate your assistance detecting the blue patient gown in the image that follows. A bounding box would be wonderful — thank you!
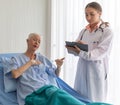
[9,53,58,105]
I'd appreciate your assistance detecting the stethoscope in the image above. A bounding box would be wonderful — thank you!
[80,23,106,40]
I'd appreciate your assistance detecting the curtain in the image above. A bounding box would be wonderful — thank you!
[49,0,120,105]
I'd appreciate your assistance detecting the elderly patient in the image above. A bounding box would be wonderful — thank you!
[9,33,84,105]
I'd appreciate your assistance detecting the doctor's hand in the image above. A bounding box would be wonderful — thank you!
[77,40,86,44]
[66,45,80,54]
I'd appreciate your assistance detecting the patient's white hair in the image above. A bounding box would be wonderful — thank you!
[28,33,40,39]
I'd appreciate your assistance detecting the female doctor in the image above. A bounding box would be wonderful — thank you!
[66,2,113,102]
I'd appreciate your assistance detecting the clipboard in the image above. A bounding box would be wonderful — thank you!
[65,41,88,52]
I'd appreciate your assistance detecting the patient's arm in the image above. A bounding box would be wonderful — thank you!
[11,60,41,79]
[55,67,61,76]
[55,57,65,76]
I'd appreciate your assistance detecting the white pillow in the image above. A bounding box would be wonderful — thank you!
[0,57,17,92]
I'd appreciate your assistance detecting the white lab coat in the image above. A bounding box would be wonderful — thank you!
[74,25,113,102]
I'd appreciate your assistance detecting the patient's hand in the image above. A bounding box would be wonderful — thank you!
[31,59,42,65]
[30,54,42,65]
[55,57,65,76]
[55,57,65,68]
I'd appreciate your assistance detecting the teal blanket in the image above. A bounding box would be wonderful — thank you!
[25,85,85,105]
[25,85,112,105]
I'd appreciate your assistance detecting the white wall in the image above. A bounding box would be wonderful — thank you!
[0,0,48,55]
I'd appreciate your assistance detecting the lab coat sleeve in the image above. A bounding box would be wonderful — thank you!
[79,27,113,61]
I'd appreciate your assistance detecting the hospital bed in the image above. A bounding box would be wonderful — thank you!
[0,53,112,105]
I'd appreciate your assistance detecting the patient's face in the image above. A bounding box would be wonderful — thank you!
[27,35,41,51]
